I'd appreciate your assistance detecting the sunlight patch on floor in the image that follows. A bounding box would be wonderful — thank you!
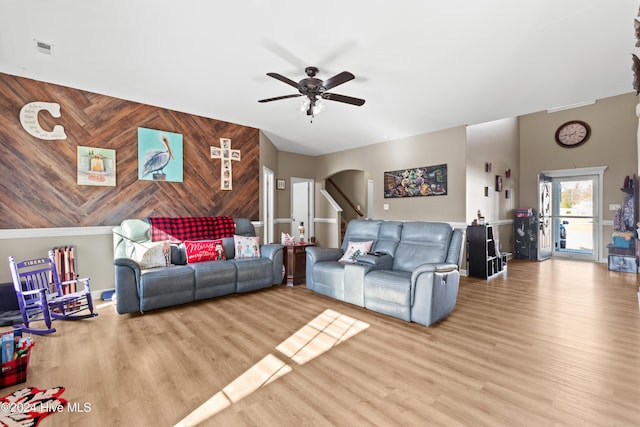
[174,308,370,426]
[276,308,370,365]
[175,354,291,427]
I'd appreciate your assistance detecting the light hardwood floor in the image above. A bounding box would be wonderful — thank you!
[2,259,639,426]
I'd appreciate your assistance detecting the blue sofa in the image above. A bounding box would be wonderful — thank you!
[112,217,284,314]
[305,219,465,326]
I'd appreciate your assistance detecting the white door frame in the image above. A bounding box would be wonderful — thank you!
[541,166,607,262]
[291,177,314,241]
[262,166,274,244]
[367,179,374,219]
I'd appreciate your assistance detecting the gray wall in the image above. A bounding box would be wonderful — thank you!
[314,125,468,223]
[519,93,638,259]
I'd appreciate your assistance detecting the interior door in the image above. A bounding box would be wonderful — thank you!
[538,173,553,260]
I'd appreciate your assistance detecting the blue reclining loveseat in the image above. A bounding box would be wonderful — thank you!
[305,219,465,326]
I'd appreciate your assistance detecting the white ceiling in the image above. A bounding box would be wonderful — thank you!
[0,1,638,156]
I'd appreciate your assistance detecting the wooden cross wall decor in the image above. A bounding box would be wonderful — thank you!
[210,138,241,190]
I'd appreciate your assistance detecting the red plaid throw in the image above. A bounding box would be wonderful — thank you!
[149,216,235,242]
[149,217,177,242]
[212,216,235,239]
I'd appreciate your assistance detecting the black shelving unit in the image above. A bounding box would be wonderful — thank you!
[513,208,537,260]
[467,224,507,279]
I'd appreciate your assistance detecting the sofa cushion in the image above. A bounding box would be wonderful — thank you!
[184,239,226,263]
[364,270,412,305]
[170,243,186,265]
[340,220,382,252]
[190,260,237,300]
[372,221,403,256]
[231,257,273,292]
[234,218,256,236]
[139,265,194,312]
[364,269,412,321]
[393,222,452,272]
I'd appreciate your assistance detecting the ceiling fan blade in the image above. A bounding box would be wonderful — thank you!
[258,94,302,103]
[321,71,355,91]
[321,92,366,106]
[266,72,300,89]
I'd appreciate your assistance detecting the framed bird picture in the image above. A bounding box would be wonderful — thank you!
[138,127,183,182]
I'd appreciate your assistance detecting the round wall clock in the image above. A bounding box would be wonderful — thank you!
[554,120,591,148]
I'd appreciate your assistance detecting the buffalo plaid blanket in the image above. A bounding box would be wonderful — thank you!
[149,216,236,242]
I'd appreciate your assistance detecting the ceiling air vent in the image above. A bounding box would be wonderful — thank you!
[34,40,54,56]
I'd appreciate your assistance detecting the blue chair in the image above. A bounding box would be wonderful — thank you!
[8,250,98,335]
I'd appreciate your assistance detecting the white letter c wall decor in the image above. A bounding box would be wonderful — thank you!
[19,101,67,140]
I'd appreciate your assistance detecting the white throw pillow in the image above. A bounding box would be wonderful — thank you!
[234,235,261,259]
[133,240,171,269]
[338,241,373,263]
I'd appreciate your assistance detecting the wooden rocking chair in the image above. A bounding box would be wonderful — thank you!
[8,250,98,335]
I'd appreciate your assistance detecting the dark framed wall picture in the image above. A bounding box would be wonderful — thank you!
[276,179,286,190]
[495,175,503,192]
[383,164,447,198]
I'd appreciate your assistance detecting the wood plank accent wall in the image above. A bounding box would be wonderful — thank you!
[0,73,259,229]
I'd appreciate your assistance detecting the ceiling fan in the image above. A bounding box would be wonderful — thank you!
[258,66,365,117]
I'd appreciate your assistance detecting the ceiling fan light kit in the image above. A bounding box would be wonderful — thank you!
[259,66,365,121]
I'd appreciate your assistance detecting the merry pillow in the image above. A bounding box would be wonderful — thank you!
[133,240,171,269]
[184,239,226,263]
[338,240,373,264]
[234,235,261,259]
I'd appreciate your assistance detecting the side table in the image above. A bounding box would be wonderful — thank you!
[283,242,315,286]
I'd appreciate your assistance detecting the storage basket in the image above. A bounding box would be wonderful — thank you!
[0,331,31,388]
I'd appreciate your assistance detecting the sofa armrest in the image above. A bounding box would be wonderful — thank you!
[113,257,142,314]
[260,243,283,260]
[411,264,461,327]
[305,247,344,290]
[411,262,458,278]
[260,243,285,285]
[355,254,394,269]
[410,262,459,305]
[306,246,343,263]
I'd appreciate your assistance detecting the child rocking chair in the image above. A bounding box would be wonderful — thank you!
[8,250,98,335]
